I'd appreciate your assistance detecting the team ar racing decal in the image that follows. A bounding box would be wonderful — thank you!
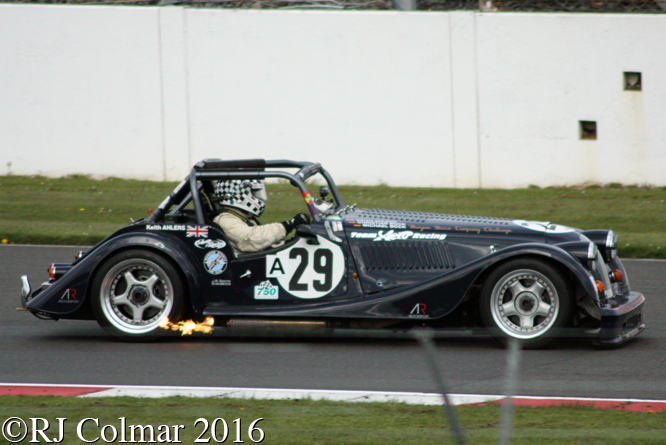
[409,303,428,319]
[265,236,345,299]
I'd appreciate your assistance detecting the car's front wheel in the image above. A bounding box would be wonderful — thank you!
[479,259,571,349]
[91,249,185,341]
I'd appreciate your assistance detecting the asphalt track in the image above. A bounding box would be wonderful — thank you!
[2,245,665,401]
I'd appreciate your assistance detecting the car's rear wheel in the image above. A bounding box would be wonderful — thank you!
[91,249,185,341]
[480,258,571,349]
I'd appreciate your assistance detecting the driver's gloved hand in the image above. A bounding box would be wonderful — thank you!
[282,213,311,233]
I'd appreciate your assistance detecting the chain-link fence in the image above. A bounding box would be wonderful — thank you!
[2,0,665,11]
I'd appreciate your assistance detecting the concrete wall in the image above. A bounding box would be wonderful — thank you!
[1,4,664,187]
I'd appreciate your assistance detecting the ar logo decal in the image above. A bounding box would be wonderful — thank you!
[409,303,428,318]
[59,289,78,304]
[410,303,426,315]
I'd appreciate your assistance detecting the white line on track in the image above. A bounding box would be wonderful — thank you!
[3,384,666,408]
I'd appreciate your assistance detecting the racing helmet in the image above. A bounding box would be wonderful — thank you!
[212,180,267,218]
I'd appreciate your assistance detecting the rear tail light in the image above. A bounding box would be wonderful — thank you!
[596,280,605,293]
[47,264,55,280]
[610,269,623,282]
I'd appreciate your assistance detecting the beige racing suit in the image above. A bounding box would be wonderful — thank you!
[214,210,286,254]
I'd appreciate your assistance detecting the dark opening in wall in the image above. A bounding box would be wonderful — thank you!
[624,72,642,91]
[580,121,597,140]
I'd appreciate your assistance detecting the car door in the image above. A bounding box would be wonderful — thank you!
[225,222,359,307]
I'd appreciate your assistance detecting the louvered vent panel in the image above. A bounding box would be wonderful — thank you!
[356,208,512,225]
[359,241,455,271]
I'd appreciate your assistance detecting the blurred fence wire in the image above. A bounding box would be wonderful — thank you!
[2,0,665,11]
[413,330,466,445]
[414,330,523,445]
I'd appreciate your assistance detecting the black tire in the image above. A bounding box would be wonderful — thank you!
[479,258,571,349]
[91,249,186,341]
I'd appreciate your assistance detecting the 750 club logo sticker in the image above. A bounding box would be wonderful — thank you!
[254,280,279,300]
[203,250,227,275]
[266,235,345,299]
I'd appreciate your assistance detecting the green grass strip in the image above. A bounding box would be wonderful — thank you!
[1,396,665,444]
[1,176,665,258]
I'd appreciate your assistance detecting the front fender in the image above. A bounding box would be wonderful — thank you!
[474,243,599,302]
[399,242,599,320]
[26,232,202,317]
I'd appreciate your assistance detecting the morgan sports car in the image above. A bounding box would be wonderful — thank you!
[20,159,645,347]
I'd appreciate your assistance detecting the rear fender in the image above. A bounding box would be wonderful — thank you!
[26,233,202,317]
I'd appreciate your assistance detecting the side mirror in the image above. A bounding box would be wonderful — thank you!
[296,225,319,245]
[319,186,330,199]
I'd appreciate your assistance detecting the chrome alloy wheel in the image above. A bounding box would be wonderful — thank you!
[100,259,174,335]
[489,269,559,339]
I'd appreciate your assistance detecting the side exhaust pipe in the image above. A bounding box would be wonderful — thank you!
[225,319,330,336]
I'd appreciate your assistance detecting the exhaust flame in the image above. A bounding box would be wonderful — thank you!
[159,316,215,336]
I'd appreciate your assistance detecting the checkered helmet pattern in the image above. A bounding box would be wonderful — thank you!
[212,180,266,217]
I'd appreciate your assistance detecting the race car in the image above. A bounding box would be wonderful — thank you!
[20,159,645,347]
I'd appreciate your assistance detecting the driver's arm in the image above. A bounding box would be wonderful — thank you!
[215,213,286,253]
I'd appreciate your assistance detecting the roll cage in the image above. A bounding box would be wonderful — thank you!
[145,159,345,225]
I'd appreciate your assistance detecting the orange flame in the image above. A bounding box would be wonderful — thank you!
[159,316,215,336]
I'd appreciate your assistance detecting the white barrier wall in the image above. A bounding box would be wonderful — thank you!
[1,5,665,187]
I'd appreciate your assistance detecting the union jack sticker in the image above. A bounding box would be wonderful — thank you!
[186,225,208,238]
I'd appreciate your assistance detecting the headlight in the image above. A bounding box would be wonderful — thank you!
[587,242,598,271]
[605,230,618,259]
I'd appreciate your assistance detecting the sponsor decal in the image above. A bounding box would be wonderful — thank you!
[435,225,452,231]
[410,233,448,240]
[353,219,407,230]
[409,303,428,319]
[350,230,447,242]
[484,227,512,235]
[58,288,78,304]
[331,221,343,232]
[211,279,231,286]
[203,250,227,275]
[351,232,379,239]
[408,224,432,231]
[254,280,279,300]
[266,236,345,300]
[375,230,416,241]
[186,225,209,238]
[455,226,481,234]
[195,239,227,249]
[146,224,186,231]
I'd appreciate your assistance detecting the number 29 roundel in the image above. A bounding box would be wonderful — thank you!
[265,235,345,299]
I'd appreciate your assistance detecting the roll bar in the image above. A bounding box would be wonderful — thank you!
[146,159,345,225]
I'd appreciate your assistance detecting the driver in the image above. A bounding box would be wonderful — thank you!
[211,179,310,254]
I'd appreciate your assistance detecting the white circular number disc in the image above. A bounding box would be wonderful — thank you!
[266,235,345,299]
